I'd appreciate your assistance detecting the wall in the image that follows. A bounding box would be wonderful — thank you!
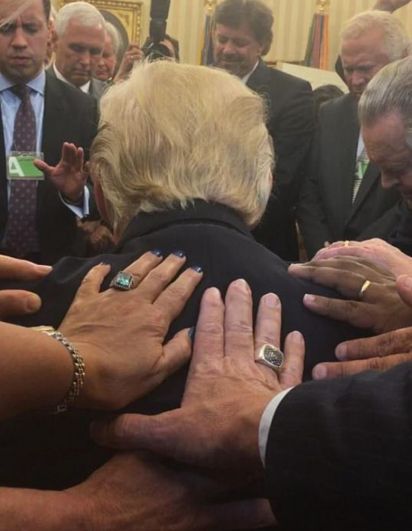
[54,0,412,70]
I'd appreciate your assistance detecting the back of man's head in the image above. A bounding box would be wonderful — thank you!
[341,10,410,61]
[214,0,273,55]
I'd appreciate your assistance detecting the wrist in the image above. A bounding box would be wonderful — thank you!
[62,189,84,206]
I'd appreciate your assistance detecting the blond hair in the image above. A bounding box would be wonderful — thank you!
[92,61,273,235]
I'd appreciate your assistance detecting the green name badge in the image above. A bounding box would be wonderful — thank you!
[7,152,44,181]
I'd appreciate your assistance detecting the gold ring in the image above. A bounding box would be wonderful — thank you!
[358,280,371,300]
[344,240,350,247]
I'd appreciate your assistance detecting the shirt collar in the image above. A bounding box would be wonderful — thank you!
[241,61,259,84]
[0,69,46,95]
[117,199,252,250]
[52,63,90,93]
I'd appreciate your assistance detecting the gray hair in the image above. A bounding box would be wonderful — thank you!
[359,56,412,146]
[92,61,273,235]
[105,21,121,56]
[340,10,410,61]
[55,1,105,36]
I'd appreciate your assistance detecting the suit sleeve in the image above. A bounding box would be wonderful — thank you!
[265,363,412,531]
[388,201,412,256]
[297,126,332,258]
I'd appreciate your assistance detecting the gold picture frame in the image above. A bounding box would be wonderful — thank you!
[59,0,143,46]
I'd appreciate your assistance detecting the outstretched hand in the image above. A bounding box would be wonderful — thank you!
[35,142,87,203]
[91,279,305,472]
[312,274,412,379]
[60,251,203,410]
[289,257,412,333]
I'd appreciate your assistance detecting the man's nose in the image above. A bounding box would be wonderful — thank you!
[222,41,236,56]
[78,51,91,66]
[351,70,366,88]
[11,27,28,48]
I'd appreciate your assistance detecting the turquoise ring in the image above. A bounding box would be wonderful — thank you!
[109,271,136,291]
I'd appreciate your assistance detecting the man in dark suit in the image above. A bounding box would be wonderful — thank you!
[49,1,108,101]
[92,57,412,530]
[212,0,314,260]
[0,0,98,264]
[298,10,409,259]
[0,59,364,492]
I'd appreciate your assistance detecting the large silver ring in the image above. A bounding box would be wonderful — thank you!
[109,271,136,291]
[358,280,371,300]
[256,344,284,372]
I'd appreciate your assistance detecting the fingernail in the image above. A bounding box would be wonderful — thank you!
[205,287,222,302]
[188,327,196,340]
[264,293,280,308]
[303,294,316,305]
[191,265,203,274]
[288,330,304,344]
[172,250,185,258]
[312,364,327,380]
[26,294,42,312]
[335,344,347,360]
[35,264,52,274]
[232,278,250,292]
[150,249,163,257]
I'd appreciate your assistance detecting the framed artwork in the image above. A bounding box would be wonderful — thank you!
[59,0,143,50]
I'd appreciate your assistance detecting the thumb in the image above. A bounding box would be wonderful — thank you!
[396,275,412,307]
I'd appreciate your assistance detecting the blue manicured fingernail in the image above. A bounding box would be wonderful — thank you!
[173,250,185,258]
[191,265,203,274]
[150,249,163,257]
[188,327,196,340]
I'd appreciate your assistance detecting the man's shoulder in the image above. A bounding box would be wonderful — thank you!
[250,61,312,92]
[319,92,355,117]
[90,78,109,100]
[45,70,97,108]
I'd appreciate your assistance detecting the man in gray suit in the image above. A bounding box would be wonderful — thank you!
[298,10,409,258]
[49,1,107,101]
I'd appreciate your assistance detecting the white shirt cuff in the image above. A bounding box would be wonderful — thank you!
[59,186,90,218]
[258,387,294,467]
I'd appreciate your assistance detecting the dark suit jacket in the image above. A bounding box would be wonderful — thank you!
[297,93,401,258]
[266,362,412,530]
[247,60,315,261]
[47,65,108,102]
[0,201,366,490]
[0,72,99,264]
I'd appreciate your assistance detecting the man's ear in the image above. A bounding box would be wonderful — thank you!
[51,28,59,53]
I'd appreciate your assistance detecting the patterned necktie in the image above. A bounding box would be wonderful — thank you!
[352,147,369,203]
[5,84,39,257]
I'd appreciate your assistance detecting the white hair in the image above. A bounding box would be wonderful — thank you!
[340,10,410,61]
[55,1,105,36]
[105,21,121,56]
[359,56,412,147]
[92,61,273,235]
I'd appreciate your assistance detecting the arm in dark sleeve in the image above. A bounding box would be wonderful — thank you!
[270,80,315,209]
[265,363,412,531]
[297,130,332,258]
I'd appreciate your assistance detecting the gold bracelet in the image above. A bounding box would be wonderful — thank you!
[31,326,85,413]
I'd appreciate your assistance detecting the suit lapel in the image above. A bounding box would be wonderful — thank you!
[346,162,381,222]
[334,96,359,226]
[42,74,66,165]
